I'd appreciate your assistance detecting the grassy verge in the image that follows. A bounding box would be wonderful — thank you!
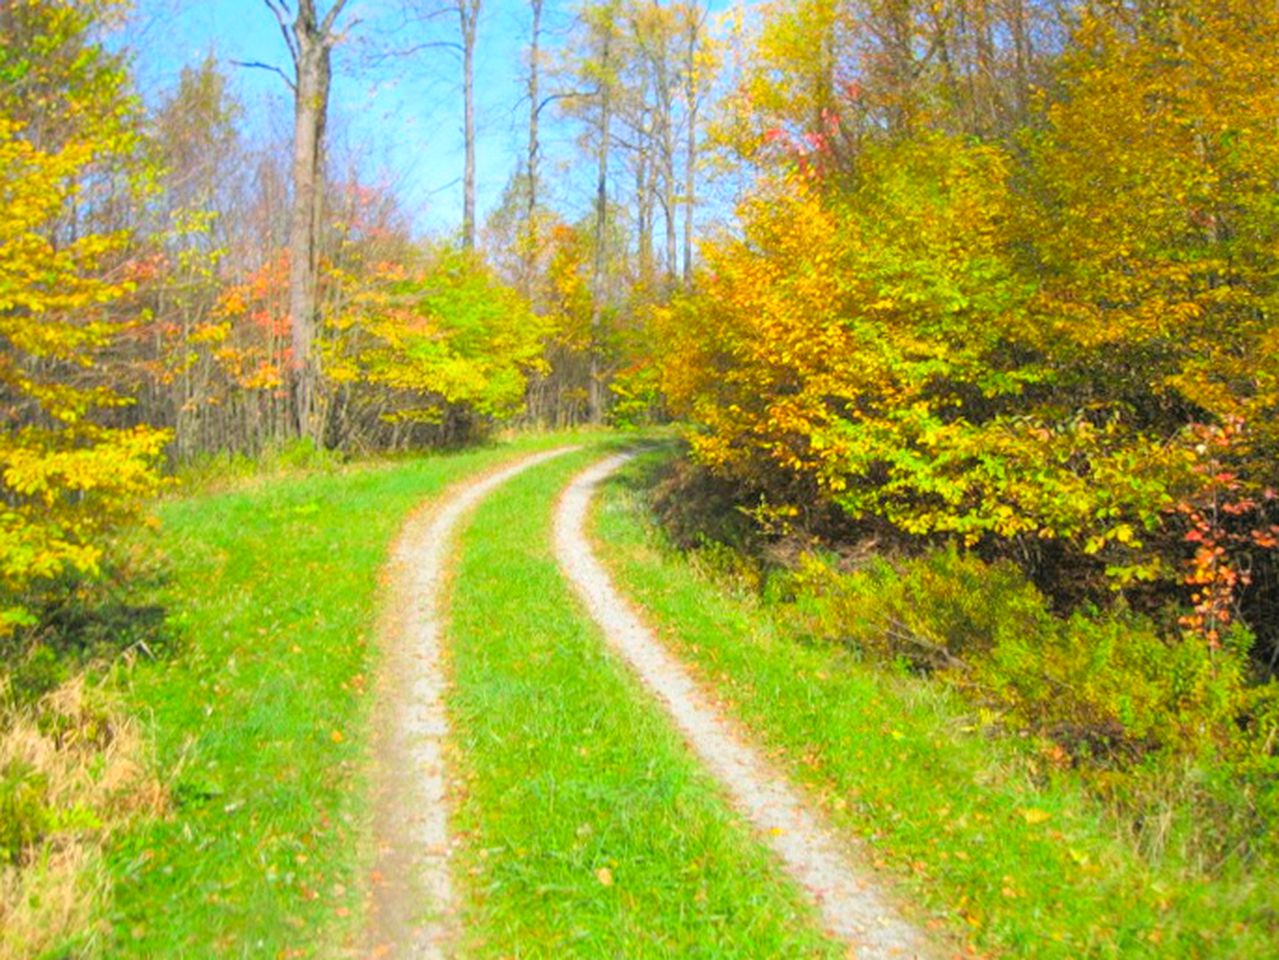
[592,450,1273,959]
[103,432,591,958]
[1,677,161,960]
[446,448,843,958]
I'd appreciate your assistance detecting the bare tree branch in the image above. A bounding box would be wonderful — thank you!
[320,0,352,37]
[263,0,299,68]
[536,91,581,117]
[366,39,463,66]
[333,15,363,44]
[231,59,297,91]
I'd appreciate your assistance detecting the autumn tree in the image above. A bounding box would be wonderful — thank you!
[136,57,257,458]
[260,0,355,444]
[325,246,549,444]
[0,0,167,632]
[1025,0,1279,648]
[714,0,1060,175]
[660,0,1279,657]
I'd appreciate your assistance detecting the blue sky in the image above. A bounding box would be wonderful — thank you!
[121,0,746,240]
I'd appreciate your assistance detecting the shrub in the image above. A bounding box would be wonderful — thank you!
[791,547,1277,770]
[3,543,173,706]
[789,546,1051,671]
[608,360,664,429]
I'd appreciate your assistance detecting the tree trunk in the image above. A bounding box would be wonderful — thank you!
[526,0,542,227]
[460,0,479,250]
[636,144,654,288]
[974,0,996,136]
[682,9,700,287]
[1007,0,1032,121]
[886,0,915,134]
[588,17,614,424]
[288,38,330,443]
[521,0,542,294]
[661,92,676,284]
[279,0,348,444]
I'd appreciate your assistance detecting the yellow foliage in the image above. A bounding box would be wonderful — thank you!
[324,248,549,424]
[0,14,167,629]
[661,0,1279,595]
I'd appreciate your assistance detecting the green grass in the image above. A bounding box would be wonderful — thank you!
[446,448,843,958]
[104,432,595,958]
[592,450,1275,959]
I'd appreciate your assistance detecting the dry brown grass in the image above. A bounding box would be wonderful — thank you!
[0,675,166,959]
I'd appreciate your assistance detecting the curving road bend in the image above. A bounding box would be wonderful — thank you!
[364,446,579,959]
[553,452,934,960]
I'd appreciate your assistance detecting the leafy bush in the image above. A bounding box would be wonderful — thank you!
[2,539,173,706]
[5,646,64,707]
[608,360,664,428]
[789,548,1048,670]
[790,547,1279,771]
[270,436,343,472]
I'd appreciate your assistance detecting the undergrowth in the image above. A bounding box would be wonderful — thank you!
[0,540,173,959]
[0,676,163,960]
[782,548,1279,873]
[645,451,1279,872]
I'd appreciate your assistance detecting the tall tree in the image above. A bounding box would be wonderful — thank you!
[456,0,481,249]
[0,0,167,630]
[681,2,707,286]
[582,1,620,421]
[262,0,353,443]
[629,0,679,282]
[526,0,543,235]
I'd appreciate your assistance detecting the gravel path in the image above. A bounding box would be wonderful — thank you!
[553,453,934,960]
[364,447,578,959]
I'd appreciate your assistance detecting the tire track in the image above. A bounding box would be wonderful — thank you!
[363,446,578,959]
[553,453,933,960]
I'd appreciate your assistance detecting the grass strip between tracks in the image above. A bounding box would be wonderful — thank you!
[447,448,842,958]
